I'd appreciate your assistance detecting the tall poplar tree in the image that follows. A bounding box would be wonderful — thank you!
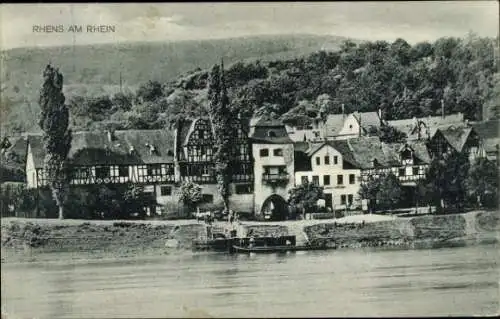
[208,60,233,213]
[39,64,72,219]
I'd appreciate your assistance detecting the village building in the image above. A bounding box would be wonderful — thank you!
[285,110,382,142]
[250,116,295,220]
[386,112,465,141]
[427,125,484,162]
[294,136,432,212]
[24,117,254,217]
[294,140,362,211]
[471,119,500,164]
[13,111,492,220]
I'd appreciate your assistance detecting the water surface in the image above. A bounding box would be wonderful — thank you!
[2,244,499,318]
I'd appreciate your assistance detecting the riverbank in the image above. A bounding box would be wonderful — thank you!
[2,210,499,263]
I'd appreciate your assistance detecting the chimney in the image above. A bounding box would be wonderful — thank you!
[378,108,382,121]
[341,103,345,115]
[441,99,445,119]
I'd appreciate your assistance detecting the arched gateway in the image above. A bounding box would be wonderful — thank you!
[261,194,289,221]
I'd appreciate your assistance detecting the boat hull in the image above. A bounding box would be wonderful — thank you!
[231,245,333,254]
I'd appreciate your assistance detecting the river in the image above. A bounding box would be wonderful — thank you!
[2,243,499,318]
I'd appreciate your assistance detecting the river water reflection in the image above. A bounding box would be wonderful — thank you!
[2,243,499,318]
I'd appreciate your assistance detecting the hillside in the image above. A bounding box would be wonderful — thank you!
[0,34,350,133]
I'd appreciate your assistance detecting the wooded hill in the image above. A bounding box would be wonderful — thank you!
[1,34,498,135]
[1,34,351,133]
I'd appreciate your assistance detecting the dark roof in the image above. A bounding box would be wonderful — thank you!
[471,120,499,144]
[353,111,381,132]
[347,137,400,169]
[438,127,474,152]
[387,113,465,139]
[28,130,176,169]
[250,115,293,144]
[250,115,284,127]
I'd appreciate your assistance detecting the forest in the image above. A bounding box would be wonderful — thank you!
[58,34,499,133]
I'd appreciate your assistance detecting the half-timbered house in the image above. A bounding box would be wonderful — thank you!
[174,117,254,213]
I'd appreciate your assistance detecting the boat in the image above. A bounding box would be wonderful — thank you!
[231,244,331,254]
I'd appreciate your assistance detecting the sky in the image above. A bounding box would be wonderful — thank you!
[1,2,498,50]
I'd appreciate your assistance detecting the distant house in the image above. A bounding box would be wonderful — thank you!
[471,119,500,163]
[285,110,383,142]
[332,111,382,140]
[387,113,465,141]
[428,125,484,162]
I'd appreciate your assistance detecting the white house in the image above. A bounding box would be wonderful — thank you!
[294,140,362,211]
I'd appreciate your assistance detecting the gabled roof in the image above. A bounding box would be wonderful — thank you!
[436,126,474,152]
[471,119,500,152]
[323,114,345,137]
[387,113,465,140]
[27,130,176,169]
[352,111,381,132]
[250,115,293,144]
[347,137,400,169]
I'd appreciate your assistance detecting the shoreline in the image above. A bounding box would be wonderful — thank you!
[2,210,499,263]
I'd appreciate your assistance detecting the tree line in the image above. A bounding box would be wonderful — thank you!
[61,34,497,134]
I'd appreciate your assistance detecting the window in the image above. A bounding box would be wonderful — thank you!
[202,165,210,176]
[324,156,330,165]
[348,194,353,205]
[316,157,320,165]
[341,195,347,205]
[273,148,283,156]
[160,186,172,196]
[202,194,214,203]
[412,167,419,175]
[235,184,253,194]
[75,167,89,179]
[349,174,355,184]
[337,175,343,185]
[312,175,319,185]
[147,164,162,176]
[334,156,338,164]
[399,168,405,176]
[323,175,330,185]
[267,131,276,137]
[260,149,269,157]
[95,166,109,179]
[118,166,128,177]
[301,176,309,184]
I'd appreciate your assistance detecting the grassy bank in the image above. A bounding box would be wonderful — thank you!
[1,210,498,263]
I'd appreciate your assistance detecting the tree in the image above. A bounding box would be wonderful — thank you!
[123,184,149,219]
[38,64,72,219]
[359,175,381,213]
[178,181,202,213]
[208,61,234,213]
[288,181,324,220]
[425,151,470,211]
[466,157,499,208]
[377,173,403,210]
[136,80,164,103]
[378,123,407,143]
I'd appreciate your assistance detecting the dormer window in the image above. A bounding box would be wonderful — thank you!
[372,158,378,168]
[267,131,276,138]
[129,146,136,155]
